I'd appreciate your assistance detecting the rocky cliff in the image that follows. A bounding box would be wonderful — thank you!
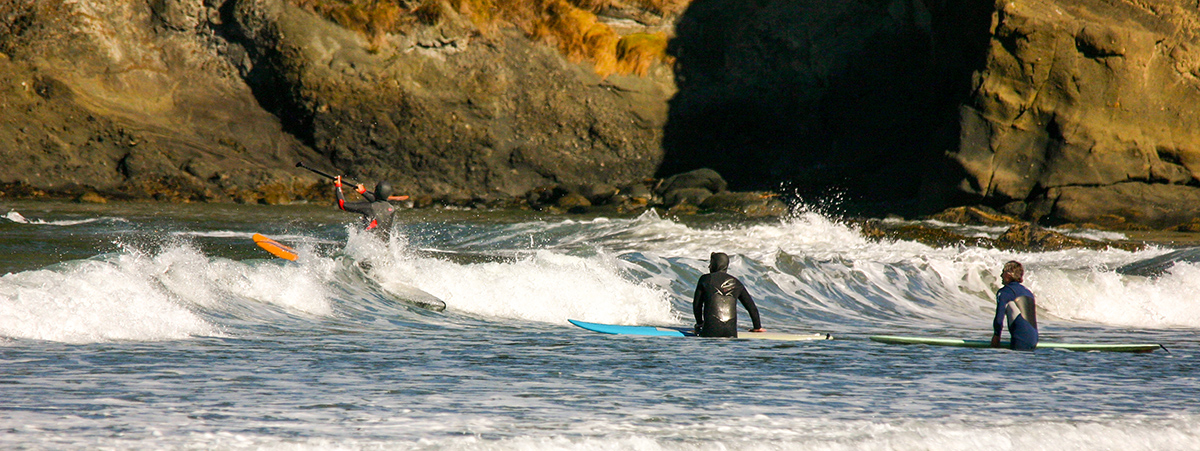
[0,0,675,204]
[664,0,1200,228]
[953,0,1200,229]
[226,0,675,199]
[3,0,1200,229]
[0,0,326,203]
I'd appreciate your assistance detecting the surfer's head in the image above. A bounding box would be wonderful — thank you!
[1002,260,1024,283]
[709,252,729,273]
[374,181,393,199]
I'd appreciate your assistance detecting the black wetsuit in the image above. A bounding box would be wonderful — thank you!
[693,254,762,338]
[336,183,395,235]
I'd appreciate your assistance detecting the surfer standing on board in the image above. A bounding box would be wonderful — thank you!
[334,176,405,237]
[693,252,765,338]
[991,260,1039,351]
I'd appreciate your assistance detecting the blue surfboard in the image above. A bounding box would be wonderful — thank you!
[569,319,690,337]
[568,319,831,341]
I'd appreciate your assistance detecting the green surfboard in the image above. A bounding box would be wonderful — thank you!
[869,335,1165,353]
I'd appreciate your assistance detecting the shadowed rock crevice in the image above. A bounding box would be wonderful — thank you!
[660,0,995,215]
[223,3,317,148]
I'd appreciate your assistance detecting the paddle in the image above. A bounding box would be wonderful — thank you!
[296,161,409,201]
[296,161,361,186]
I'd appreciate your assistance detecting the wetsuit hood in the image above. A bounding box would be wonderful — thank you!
[374,181,393,199]
[709,252,729,273]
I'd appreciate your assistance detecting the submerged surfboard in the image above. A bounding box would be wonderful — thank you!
[568,319,831,341]
[869,335,1165,353]
[382,282,448,312]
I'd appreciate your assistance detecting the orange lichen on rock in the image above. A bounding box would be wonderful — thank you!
[534,0,620,76]
[290,0,676,76]
[616,32,670,76]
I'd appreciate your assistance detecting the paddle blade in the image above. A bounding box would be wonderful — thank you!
[252,233,298,261]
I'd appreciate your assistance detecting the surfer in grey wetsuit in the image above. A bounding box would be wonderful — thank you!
[991,260,1039,351]
[334,176,397,236]
[693,252,765,338]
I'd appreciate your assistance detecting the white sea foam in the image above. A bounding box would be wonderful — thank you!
[4,206,1195,342]
[407,415,1200,451]
[373,250,677,325]
[148,243,336,316]
[1031,262,1200,328]
[1,204,1196,450]
[15,413,1197,451]
[3,209,126,226]
[0,241,338,343]
[0,252,217,343]
[341,226,678,325]
[615,209,882,261]
[610,211,1200,329]
[3,210,28,223]
[317,209,1200,331]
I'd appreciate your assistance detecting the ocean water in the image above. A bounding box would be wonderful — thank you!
[1,200,1197,450]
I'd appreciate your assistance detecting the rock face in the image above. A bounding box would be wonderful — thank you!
[0,0,674,203]
[226,0,673,198]
[952,0,1200,229]
[3,0,1200,229]
[663,0,1200,227]
[0,0,324,203]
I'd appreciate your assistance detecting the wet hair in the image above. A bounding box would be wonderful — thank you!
[1002,260,1024,283]
[709,252,729,273]
[374,181,393,199]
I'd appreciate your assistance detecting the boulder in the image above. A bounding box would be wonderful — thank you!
[927,206,1023,227]
[656,168,727,195]
[856,218,1142,251]
[993,223,1116,251]
[620,182,654,202]
[556,192,592,212]
[75,192,107,204]
[663,187,712,207]
[700,191,788,217]
[1049,183,1200,229]
[578,183,620,205]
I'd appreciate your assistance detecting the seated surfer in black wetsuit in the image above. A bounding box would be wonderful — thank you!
[334,176,403,237]
[693,252,765,338]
